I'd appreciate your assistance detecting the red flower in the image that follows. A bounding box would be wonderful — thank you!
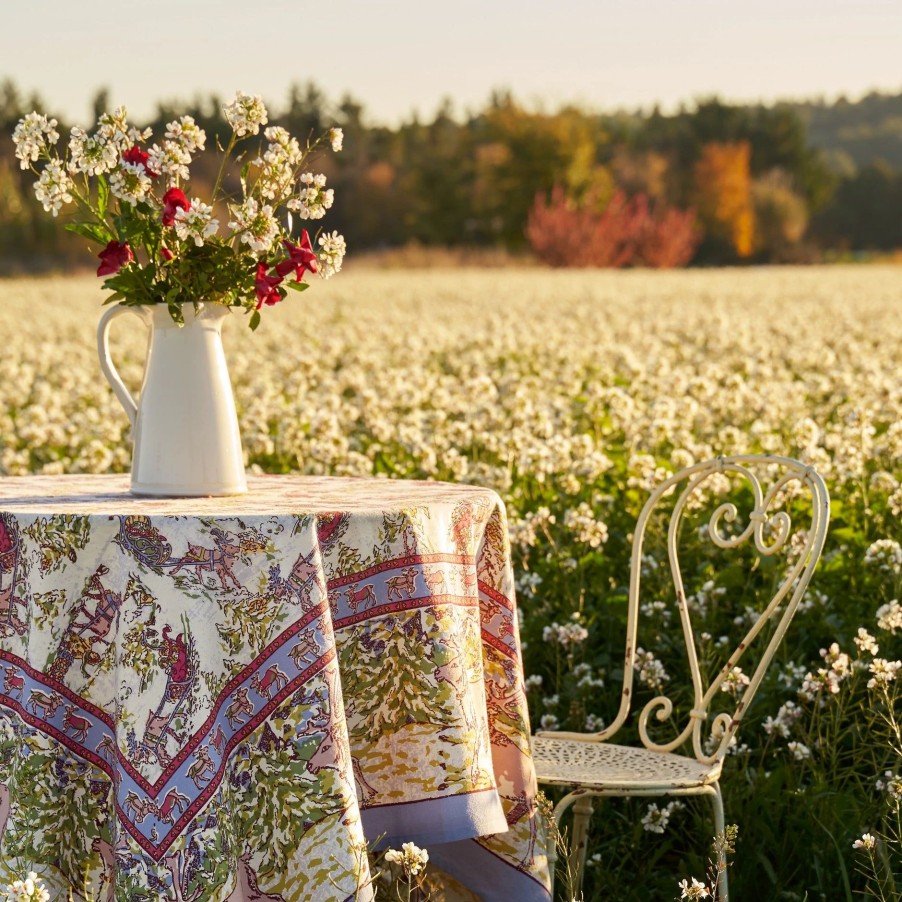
[254,262,284,309]
[275,231,318,281]
[122,145,157,178]
[160,246,173,262]
[96,240,134,276]
[162,187,190,226]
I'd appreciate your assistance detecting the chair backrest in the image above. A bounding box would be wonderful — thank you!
[548,455,829,764]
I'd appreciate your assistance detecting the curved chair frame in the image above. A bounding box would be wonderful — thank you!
[532,455,830,900]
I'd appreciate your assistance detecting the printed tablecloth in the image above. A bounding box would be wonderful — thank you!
[0,475,549,901]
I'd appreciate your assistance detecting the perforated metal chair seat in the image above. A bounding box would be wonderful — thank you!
[531,735,723,792]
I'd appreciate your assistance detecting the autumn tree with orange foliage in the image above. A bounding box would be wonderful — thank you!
[692,141,755,258]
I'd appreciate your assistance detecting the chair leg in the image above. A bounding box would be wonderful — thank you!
[709,784,729,902]
[568,794,595,896]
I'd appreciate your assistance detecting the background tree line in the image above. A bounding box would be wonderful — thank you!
[1,77,901,271]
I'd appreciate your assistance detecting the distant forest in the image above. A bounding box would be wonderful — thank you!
[2,78,902,271]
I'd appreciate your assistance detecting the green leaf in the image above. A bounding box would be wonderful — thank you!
[249,310,261,331]
[64,222,112,246]
[97,175,109,217]
[286,280,310,293]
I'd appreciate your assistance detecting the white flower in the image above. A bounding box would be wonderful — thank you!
[147,140,192,183]
[539,713,559,731]
[224,91,268,137]
[864,539,902,573]
[787,741,811,761]
[174,200,219,247]
[642,800,684,833]
[5,871,51,902]
[33,161,74,216]
[329,126,344,152]
[317,230,347,279]
[867,658,902,689]
[542,620,588,648]
[165,115,206,152]
[109,161,153,207]
[384,841,429,876]
[762,700,802,738]
[564,502,609,548]
[634,647,669,691]
[876,770,902,800]
[853,627,879,656]
[678,876,711,900]
[877,600,902,634]
[13,112,60,168]
[95,106,132,154]
[228,197,280,254]
[287,172,334,220]
[720,666,751,696]
[67,126,118,176]
[853,833,876,851]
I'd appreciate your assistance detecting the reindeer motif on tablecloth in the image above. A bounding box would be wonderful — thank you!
[385,568,419,602]
[167,528,266,592]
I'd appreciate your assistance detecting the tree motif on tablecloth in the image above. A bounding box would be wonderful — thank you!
[0,715,108,894]
[375,508,436,562]
[339,610,443,744]
[21,515,91,575]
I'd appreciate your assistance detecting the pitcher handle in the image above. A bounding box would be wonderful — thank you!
[97,305,142,428]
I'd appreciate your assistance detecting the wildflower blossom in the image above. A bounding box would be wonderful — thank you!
[5,872,50,902]
[634,647,669,691]
[864,539,902,574]
[96,106,132,152]
[720,666,751,696]
[542,621,588,648]
[877,600,902,634]
[762,700,802,738]
[563,502,609,548]
[384,841,429,877]
[329,127,344,151]
[317,230,347,278]
[109,161,153,207]
[173,200,219,247]
[853,833,877,851]
[678,876,711,899]
[787,741,811,761]
[33,161,74,216]
[12,112,59,167]
[67,126,118,175]
[867,658,902,689]
[288,172,335,220]
[642,800,684,833]
[165,115,206,152]
[875,771,902,800]
[146,140,192,183]
[229,197,280,254]
[853,628,879,655]
[224,91,268,136]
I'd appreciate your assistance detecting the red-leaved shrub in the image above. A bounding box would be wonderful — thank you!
[526,187,700,268]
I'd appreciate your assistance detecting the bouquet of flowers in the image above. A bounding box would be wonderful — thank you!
[12,91,346,329]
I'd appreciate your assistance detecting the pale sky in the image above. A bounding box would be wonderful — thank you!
[4,0,901,125]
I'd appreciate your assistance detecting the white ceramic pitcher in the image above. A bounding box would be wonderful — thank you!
[97,303,248,496]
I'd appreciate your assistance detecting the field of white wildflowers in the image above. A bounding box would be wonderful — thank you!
[1,265,900,900]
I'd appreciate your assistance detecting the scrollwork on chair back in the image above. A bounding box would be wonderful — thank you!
[547,456,829,764]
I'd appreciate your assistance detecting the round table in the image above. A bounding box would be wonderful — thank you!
[0,475,550,901]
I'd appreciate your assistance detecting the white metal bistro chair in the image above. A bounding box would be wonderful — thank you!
[530,455,830,901]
